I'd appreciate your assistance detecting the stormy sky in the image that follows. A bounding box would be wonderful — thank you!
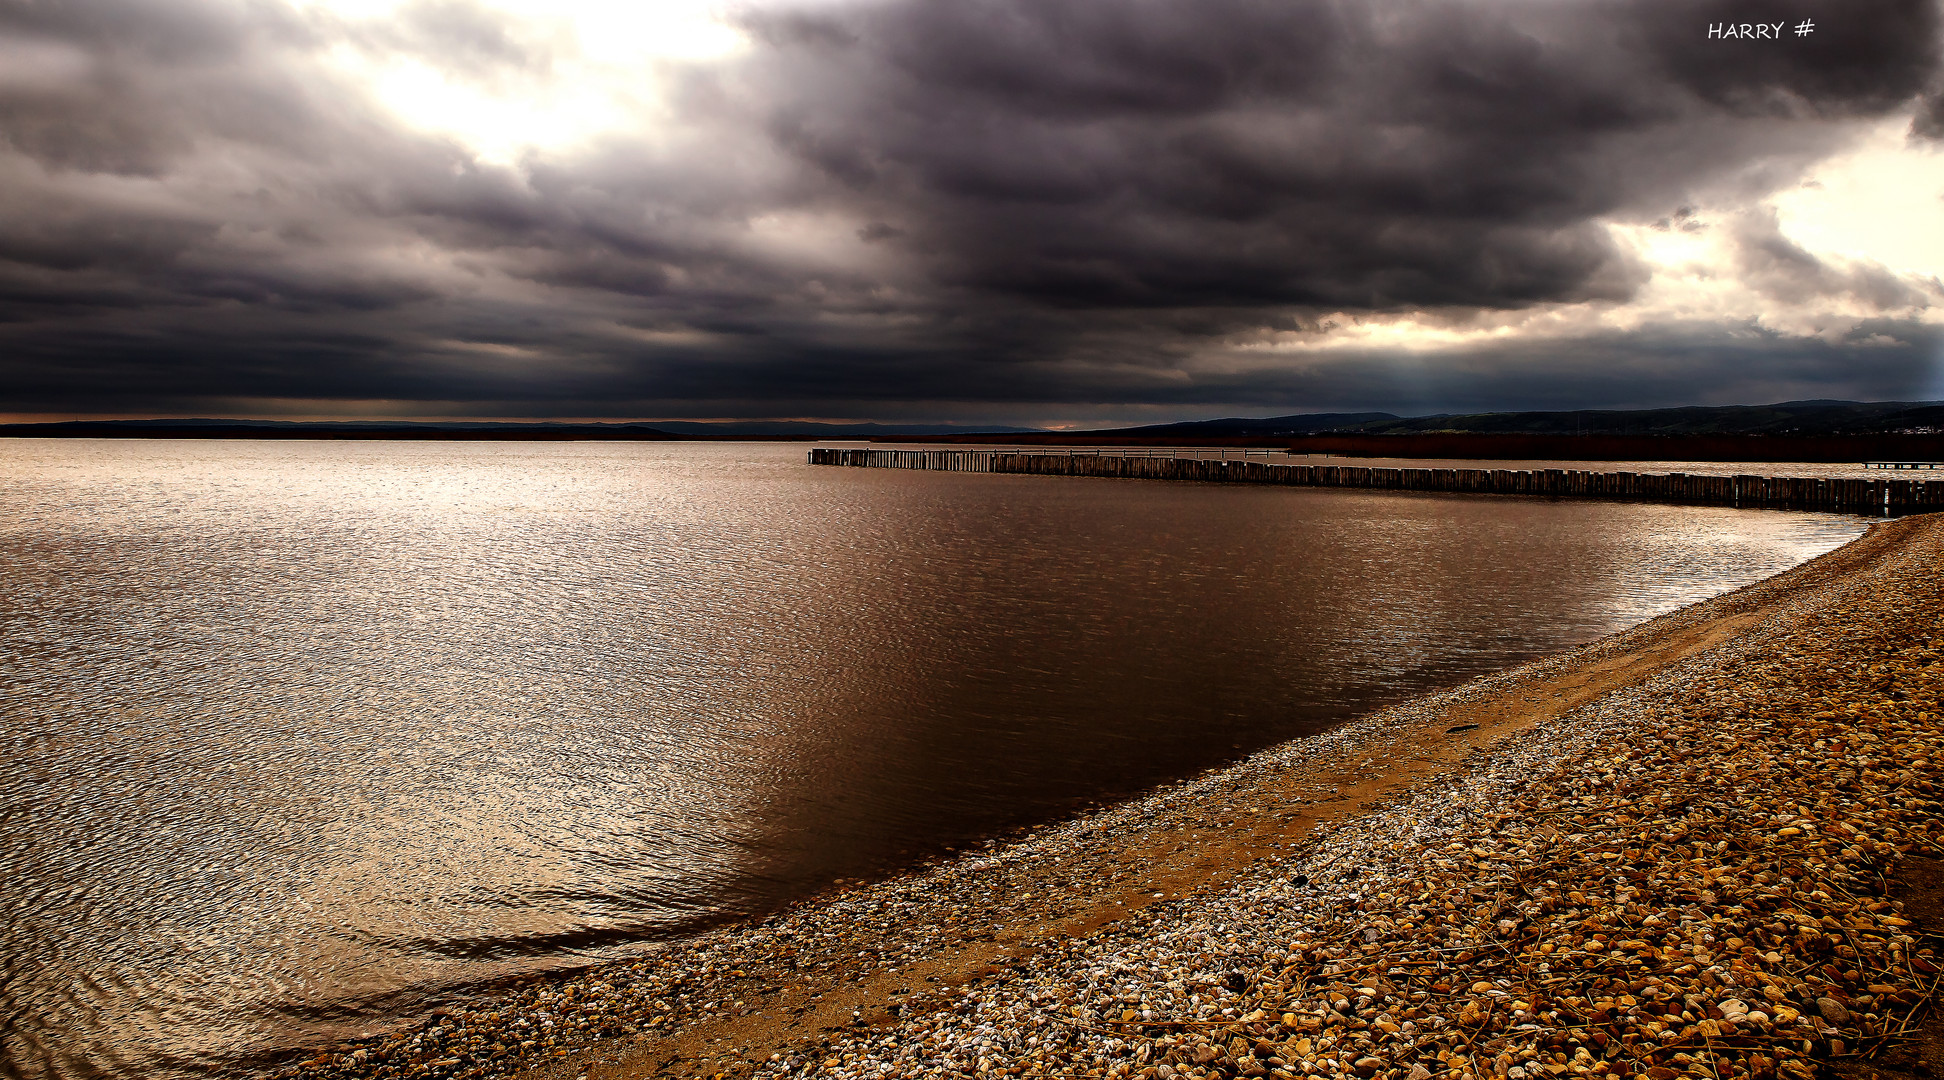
[2,0,1942,424]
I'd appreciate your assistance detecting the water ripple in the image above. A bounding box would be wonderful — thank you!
[0,440,1863,1079]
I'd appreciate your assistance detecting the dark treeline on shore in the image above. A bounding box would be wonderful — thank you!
[3,401,1940,455]
[0,421,686,442]
[0,419,1034,441]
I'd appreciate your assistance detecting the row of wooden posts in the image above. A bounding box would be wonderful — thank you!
[807,447,1944,517]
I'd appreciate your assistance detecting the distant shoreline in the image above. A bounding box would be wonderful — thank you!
[0,423,782,441]
[6,423,1941,463]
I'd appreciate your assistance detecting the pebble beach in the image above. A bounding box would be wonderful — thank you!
[291,513,1943,1080]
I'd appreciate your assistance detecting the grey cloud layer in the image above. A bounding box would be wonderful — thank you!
[0,0,1939,417]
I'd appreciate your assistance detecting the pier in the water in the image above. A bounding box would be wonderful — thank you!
[808,447,1944,517]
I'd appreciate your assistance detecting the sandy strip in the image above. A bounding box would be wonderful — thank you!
[292,517,1942,1080]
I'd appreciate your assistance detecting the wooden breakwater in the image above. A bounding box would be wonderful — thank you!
[807,448,1944,517]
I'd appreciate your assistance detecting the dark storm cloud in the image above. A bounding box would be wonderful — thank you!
[1228,319,1944,415]
[742,0,1936,312]
[0,0,1940,418]
[0,0,322,174]
[1916,87,1944,139]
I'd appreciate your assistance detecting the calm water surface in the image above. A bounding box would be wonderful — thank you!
[0,440,1865,1079]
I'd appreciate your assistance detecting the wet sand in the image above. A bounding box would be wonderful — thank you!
[291,515,1942,1080]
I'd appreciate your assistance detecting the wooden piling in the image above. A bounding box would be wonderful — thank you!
[805,448,1944,517]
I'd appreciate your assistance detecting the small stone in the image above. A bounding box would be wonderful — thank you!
[1816,997,1850,1025]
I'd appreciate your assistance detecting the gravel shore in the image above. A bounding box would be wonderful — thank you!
[290,514,1942,1080]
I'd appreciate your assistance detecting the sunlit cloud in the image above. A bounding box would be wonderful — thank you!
[305,0,751,162]
[1232,115,1944,361]
[1773,116,1944,277]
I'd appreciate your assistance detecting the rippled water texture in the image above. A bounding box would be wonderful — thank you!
[0,440,1866,1079]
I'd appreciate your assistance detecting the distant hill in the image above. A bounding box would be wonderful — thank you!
[1092,412,1401,438]
[1329,400,1942,437]
[1092,400,1944,438]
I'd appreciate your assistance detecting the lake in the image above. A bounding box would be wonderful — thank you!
[0,440,1865,1078]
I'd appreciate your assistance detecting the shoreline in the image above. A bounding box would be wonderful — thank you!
[293,517,1942,1080]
